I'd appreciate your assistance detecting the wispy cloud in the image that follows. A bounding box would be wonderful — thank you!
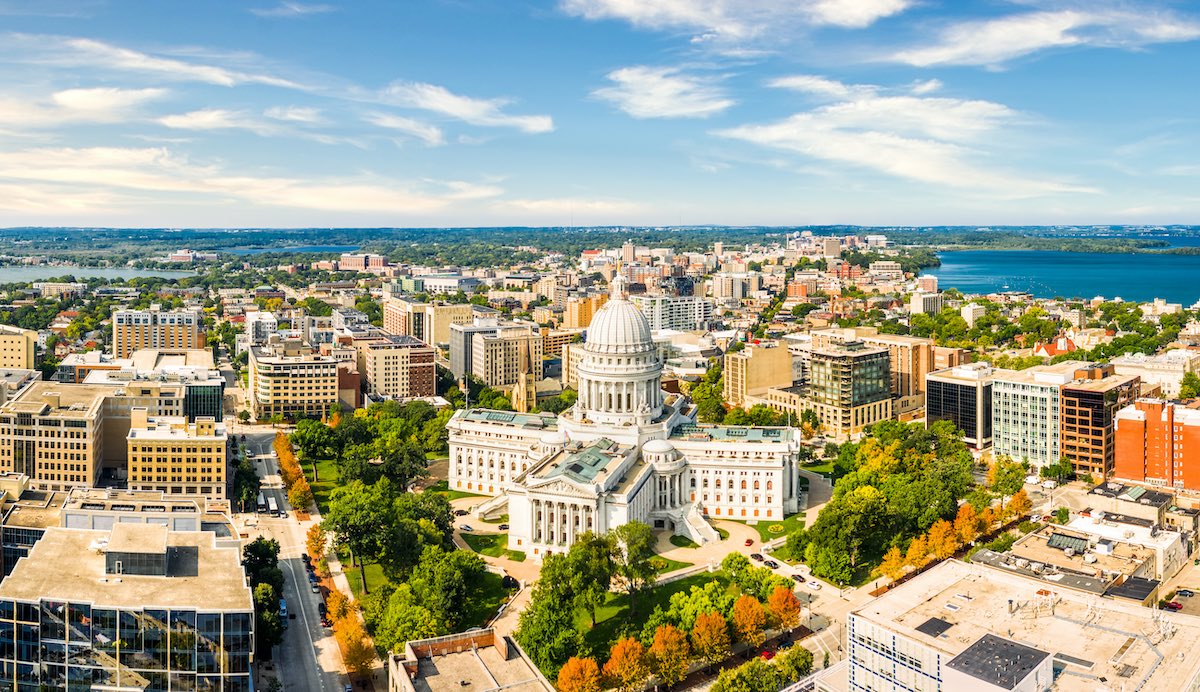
[264,105,324,123]
[593,66,733,119]
[561,0,912,43]
[717,76,1096,197]
[379,81,553,133]
[250,2,335,18]
[893,8,1200,67]
[364,112,445,146]
[0,87,166,129]
[158,109,280,136]
[493,197,643,215]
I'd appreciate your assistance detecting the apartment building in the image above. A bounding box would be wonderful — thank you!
[960,303,987,328]
[812,327,934,415]
[362,334,436,399]
[471,323,542,388]
[563,293,608,329]
[1111,349,1200,397]
[383,298,476,348]
[1115,398,1200,491]
[803,341,892,438]
[925,363,1012,448]
[629,294,713,331]
[246,338,339,419]
[710,272,762,302]
[112,307,202,359]
[990,361,1085,469]
[1060,365,1140,479]
[723,341,793,408]
[909,291,944,315]
[81,349,225,422]
[244,311,278,344]
[0,523,254,690]
[339,252,388,271]
[0,324,36,370]
[127,408,227,498]
[542,328,584,358]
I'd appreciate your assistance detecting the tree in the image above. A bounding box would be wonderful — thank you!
[336,618,375,675]
[1007,489,1033,520]
[649,624,690,690]
[775,645,814,684]
[767,585,801,631]
[953,503,981,545]
[558,657,602,692]
[290,419,337,462]
[612,521,657,613]
[568,532,616,627]
[602,637,650,692]
[989,456,1027,498]
[877,546,906,581]
[904,535,929,569]
[731,595,766,650]
[306,524,327,562]
[252,583,284,656]
[322,479,396,593]
[326,589,351,622]
[926,519,958,561]
[1041,456,1074,483]
[238,410,251,424]
[288,477,314,511]
[712,658,779,692]
[691,611,730,670]
[1180,371,1200,400]
[374,436,431,491]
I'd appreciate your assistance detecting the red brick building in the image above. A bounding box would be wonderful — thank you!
[1114,399,1200,490]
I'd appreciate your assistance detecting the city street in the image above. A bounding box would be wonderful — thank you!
[233,426,349,692]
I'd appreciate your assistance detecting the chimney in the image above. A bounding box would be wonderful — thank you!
[130,407,149,430]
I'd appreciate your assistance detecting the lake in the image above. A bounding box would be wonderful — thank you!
[0,266,195,283]
[926,250,1200,304]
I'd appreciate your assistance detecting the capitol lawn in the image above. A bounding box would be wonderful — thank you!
[578,570,734,650]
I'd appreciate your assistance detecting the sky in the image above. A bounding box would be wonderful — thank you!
[1,0,1199,228]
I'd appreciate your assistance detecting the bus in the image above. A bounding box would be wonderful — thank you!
[267,496,280,517]
[256,492,267,514]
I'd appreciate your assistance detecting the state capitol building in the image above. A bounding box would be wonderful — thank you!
[447,276,803,559]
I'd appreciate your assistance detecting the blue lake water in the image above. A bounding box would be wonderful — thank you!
[226,245,358,255]
[926,250,1200,304]
[0,266,195,283]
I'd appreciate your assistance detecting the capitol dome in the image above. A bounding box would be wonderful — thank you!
[585,275,652,355]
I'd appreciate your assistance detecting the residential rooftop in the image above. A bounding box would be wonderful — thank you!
[1089,482,1174,509]
[0,526,252,611]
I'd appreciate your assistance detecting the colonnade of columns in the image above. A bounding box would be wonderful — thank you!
[532,498,595,545]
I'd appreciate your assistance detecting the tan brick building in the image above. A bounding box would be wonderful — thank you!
[0,324,37,370]
[363,335,436,399]
[127,408,227,498]
[112,308,202,359]
[247,338,340,419]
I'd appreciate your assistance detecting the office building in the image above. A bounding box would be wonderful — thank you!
[81,349,225,423]
[803,341,892,438]
[112,308,202,359]
[247,338,339,419]
[339,252,388,271]
[0,325,36,370]
[723,341,793,408]
[362,334,436,399]
[868,261,903,280]
[243,311,278,344]
[383,298,476,348]
[450,318,500,382]
[710,273,761,302]
[909,291,944,315]
[629,294,714,331]
[814,559,1200,692]
[812,328,934,415]
[1115,398,1200,491]
[933,346,973,371]
[925,363,1011,448]
[990,361,1084,469]
[0,523,254,691]
[1060,365,1140,479]
[541,328,584,358]
[472,322,542,389]
[563,294,609,330]
[127,409,227,498]
[1110,349,1200,398]
[414,274,480,294]
[388,628,552,692]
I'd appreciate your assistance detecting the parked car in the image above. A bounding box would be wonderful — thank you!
[310,582,320,594]
[760,650,775,660]
[498,524,510,531]
[1165,601,1184,611]
[318,603,327,616]
[763,560,779,569]
[790,574,805,583]
[744,538,754,546]
[807,580,823,591]
[750,553,764,562]
[1178,589,1195,598]
[459,524,473,532]
[307,572,319,584]
[301,553,311,564]
[454,509,469,517]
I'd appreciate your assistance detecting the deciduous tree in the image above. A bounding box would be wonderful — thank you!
[953,503,981,545]
[557,656,602,692]
[691,611,730,670]
[731,595,766,649]
[602,637,650,692]
[767,585,801,631]
[649,624,690,690]
[904,534,929,569]
[612,521,657,613]
[1007,489,1033,520]
[775,645,814,683]
[877,546,906,581]
[336,618,375,675]
[927,519,958,560]
[306,524,327,562]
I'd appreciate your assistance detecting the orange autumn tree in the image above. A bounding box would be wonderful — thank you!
[953,503,981,545]
[731,595,767,649]
[926,519,958,560]
[558,656,602,692]
[602,637,650,692]
[648,624,690,689]
[876,546,906,581]
[1007,489,1033,520]
[767,585,801,631]
[905,534,929,569]
[691,611,731,670]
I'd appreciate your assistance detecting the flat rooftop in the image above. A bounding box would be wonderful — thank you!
[1063,372,1140,393]
[856,560,1200,690]
[0,527,251,611]
[1089,482,1173,508]
[945,634,1050,690]
[457,408,557,431]
[2,381,109,418]
[671,423,794,443]
[128,418,227,441]
[991,360,1090,386]
[4,489,68,529]
[128,349,215,371]
[411,645,546,692]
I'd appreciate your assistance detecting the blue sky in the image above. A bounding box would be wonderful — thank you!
[1,0,1199,227]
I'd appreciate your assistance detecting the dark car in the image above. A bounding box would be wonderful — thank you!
[1178,589,1195,598]
[318,603,327,616]
[750,553,764,562]
[454,509,469,516]
[321,616,332,628]
[307,572,319,584]
[763,560,779,569]
[791,574,804,583]
[498,524,510,531]
[301,554,311,564]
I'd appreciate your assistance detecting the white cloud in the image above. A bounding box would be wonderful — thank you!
[0,145,502,214]
[0,87,166,129]
[380,81,553,133]
[909,79,942,95]
[364,112,445,146]
[264,105,323,123]
[768,74,872,98]
[717,76,1095,197]
[250,2,336,18]
[560,0,911,42]
[593,66,733,119]
[158,109,280,136]
[893,8,1200,67]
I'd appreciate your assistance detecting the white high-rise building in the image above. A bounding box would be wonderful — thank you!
[629,295,714,331]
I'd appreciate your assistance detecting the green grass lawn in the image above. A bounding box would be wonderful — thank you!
[305,458,340,515]
[462,532,525,561]
[481,514,509,524]
[579,571,732,650]
[734,512,806,543]
[649,554,693,574]
[801,461,836,478]
[429,479,488,502]
[425,451,447,460]
[341,556,388,603]
[462,570,518,628]
[669,535,698,549]
[715,526,729,540]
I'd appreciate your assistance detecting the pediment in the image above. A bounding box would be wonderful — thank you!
[527,477,597,499]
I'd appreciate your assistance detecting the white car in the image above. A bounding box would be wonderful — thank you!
[459,524,474,532]
[807,580,823,590]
